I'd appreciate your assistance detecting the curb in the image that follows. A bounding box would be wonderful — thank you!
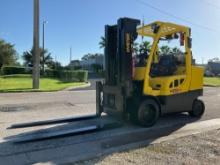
[204,85,220,87]
[63,82,91,91]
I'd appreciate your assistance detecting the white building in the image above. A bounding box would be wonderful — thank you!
[80,55,104,71]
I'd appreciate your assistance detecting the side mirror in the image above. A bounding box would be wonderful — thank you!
[173,33,179,39]
[180,33,184,46]
[188,37,192,49]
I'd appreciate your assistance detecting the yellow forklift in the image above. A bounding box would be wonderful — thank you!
[8,18,205,143]
[96,18,205,127]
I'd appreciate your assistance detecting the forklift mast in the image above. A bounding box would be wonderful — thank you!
[97,18,140,116]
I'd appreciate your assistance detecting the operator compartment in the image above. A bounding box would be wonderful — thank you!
[133,22,193,96]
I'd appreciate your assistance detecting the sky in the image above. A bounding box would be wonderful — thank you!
[0,0,220,65]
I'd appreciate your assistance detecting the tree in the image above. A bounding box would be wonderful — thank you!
[171,47,183,55]
[68,60,81,70]
[47,61,62,70]
[91,64,103,73]
[81,53,91,61]
[0,39,17,68]
[132,41,151,55]
[208,57,220,62]
[99,36,105,49]
[160,45,171,55]
[81,53,103,61]
[22,47,53,70]
[139,41,151,54]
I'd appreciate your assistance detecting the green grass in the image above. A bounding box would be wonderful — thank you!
[204,77,220,87]
[0,74,87,92]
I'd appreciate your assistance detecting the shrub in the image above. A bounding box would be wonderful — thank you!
[2,74,31,78]
[1,66,88,82]
[59,70,88,82]
[43,69,59,78]
[2,66,30,75]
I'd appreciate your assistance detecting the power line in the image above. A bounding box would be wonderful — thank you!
[201,0,220,10]
[134,0,219,33]
[70,47,72,64]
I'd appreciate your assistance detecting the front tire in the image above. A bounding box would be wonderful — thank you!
[137,99,160,127]
[189,99,205,118]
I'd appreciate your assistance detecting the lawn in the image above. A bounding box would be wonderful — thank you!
[204,77,220,87]
[0,74,87,92]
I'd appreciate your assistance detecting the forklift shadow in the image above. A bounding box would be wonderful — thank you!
[0,113,200,165]
[85,113,201,164]
[99,113,200,149]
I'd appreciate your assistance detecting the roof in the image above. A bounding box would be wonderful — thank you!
[137,21,189,38]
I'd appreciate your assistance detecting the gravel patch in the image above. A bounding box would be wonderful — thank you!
[76,130,220,165]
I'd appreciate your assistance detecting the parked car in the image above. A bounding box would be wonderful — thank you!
[205,70,215,77]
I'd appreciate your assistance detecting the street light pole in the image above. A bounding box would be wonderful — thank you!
[42,20,48,75]
[33,0,40,89]
[70,47,73,70]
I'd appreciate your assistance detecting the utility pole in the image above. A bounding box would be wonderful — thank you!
[141,16,144,42]
[33,0,40,89]
[42,20,48,75]
[70,47,72,69]
[70,47,72,64]
[55,55,57,70]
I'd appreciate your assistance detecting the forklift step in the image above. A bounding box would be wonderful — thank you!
[7,114,98,129]
[8,122,122,143]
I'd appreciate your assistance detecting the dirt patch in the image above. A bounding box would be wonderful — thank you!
[0,102,76,113]
[0,106,29,112]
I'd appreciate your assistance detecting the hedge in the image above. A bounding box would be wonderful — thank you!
[1,66,88,82]
[58,70,88,82]
[43,70,88,82]
[43,69,59,78]
[1,66,31,75]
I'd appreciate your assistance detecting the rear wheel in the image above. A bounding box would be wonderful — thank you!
[137,99,160,127]
[189,99,205,117]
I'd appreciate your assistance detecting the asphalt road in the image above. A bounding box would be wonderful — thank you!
[0,87,219,165]
[0,86,219,121]
[69,78,103,91]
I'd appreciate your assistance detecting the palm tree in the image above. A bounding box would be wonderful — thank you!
[99,36,151,56]
[172,47,183,55]
[99,36,106,49]
[81,53,92,61]
[139,41,151,54]
[160,45,171,55]
[81,53,103,61]
[22,47,53,70]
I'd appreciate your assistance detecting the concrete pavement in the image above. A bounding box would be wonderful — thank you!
[0,87,219,164]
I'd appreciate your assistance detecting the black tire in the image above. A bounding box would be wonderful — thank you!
[189,99,205,118]
[137,99,160,127]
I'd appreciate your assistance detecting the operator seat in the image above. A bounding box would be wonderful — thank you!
[151,55,177,77]
[135,52,149,67]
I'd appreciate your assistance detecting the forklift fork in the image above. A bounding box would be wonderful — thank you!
[8,82,103,130]
[7,114,98,129]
